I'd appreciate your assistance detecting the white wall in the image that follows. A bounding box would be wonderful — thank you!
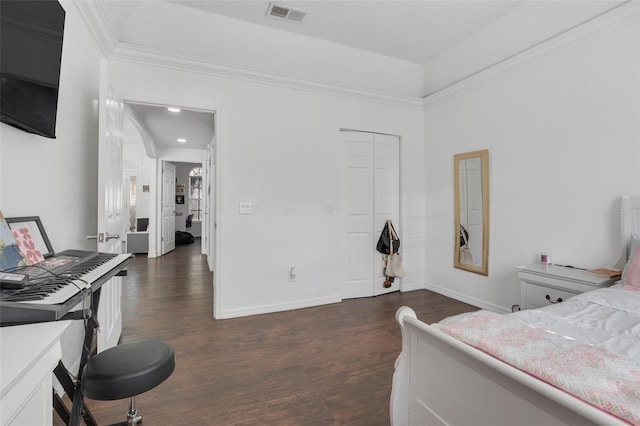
[0,0,103,251]
[0,0,105,378]
[6,1,633,323]
[424,7,639,312]
[109,59,425,318]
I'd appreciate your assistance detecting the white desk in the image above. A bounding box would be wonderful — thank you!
[1,321,71,426]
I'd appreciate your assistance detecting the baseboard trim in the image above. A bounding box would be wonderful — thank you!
[217,295,342,319]
[400,281,426,293]
[424,281,510,314]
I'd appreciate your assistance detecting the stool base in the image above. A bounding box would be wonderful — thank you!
[108,396,143,426]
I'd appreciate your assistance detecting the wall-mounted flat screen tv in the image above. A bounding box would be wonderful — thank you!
[1,0,65,139]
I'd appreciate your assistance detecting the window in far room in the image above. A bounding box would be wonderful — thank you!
[189,167,203,221]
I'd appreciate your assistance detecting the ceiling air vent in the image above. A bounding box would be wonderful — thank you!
[266,3,306,23]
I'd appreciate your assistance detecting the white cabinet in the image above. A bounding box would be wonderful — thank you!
[518,264,618,310]
[1,321,71,426]
[127,231,149,253]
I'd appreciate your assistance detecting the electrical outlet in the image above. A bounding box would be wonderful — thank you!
[289,267,296,282]
[239,201,252,214]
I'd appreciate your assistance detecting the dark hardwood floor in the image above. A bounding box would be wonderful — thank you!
[61,241,477,425]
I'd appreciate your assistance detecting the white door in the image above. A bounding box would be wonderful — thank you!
[373,134,400,296]
[343,131,374,298]
[95,59,124,352]
[342,131,400,298]
[206,145,216,271]
[161,161,176,255]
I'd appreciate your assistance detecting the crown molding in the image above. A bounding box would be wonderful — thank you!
[72,0,117,57]
[72,0,422,111]
[109,43,424,110]
[424,1,639,110]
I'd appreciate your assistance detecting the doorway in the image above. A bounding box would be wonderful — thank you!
[121,102,216,266]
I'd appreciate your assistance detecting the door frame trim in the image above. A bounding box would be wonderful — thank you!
[339,128,401,138]
[120,95,222,319]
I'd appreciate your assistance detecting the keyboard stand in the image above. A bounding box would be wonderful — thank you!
[52,269,128,426]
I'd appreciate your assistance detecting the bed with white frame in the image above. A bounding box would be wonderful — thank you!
[391,196,640,426]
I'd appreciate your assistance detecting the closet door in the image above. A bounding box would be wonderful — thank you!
[343,131,374,298]
[373,134,400,296]
[342,131,400,299]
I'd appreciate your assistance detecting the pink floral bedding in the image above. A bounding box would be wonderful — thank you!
[438,310,640,425]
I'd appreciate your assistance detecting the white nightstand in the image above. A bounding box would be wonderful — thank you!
[517,264,618,310]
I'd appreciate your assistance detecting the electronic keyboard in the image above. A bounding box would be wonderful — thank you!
[0,250,133,325]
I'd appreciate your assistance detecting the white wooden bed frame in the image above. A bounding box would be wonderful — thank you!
[390,196,640,426]
[390,306,626,426]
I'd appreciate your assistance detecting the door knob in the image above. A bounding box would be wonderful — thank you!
[87,233,104,242]
[105,232,120,241]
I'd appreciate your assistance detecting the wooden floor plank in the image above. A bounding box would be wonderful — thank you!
[55,241,476,425]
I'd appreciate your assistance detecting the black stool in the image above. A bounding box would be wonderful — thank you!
[82,340,175,425]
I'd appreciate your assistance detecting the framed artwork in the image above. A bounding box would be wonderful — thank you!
[176,195,185,204]
[6,216,55,261]
[176,184,185,195]
[0,212,27,270]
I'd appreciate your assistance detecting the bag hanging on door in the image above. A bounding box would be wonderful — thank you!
[376,220,400,254]
[385,253,406,278]
[459,225,473,265]
[383,219,406,278]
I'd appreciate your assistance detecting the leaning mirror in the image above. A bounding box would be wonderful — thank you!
[454,149,489,275]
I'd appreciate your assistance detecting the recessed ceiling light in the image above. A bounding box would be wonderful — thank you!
[177,138,187,143]
[168,107,181,112]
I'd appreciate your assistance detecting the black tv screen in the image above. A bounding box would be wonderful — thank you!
[1,0,65,139]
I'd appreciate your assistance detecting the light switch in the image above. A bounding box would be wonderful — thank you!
[239,201,252,214]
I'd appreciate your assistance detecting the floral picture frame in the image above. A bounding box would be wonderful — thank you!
[6,216,55,260]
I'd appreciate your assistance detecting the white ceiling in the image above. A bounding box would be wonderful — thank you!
[101,0,625,68]
[126,103,215,152]
[172,0,525,65]
[101,0,626,151]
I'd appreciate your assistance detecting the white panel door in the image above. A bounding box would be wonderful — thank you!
[342,131,400,298]
[96,59,124,352]
[207,146,216,271]
[161,162,176,255]
[373,134,400,296]
[343,131,374,298]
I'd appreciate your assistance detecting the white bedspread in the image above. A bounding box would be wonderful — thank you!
[514,284,640,359]
[434,285,640,425]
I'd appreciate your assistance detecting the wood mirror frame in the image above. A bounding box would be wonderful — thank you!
[454,149,489,276]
